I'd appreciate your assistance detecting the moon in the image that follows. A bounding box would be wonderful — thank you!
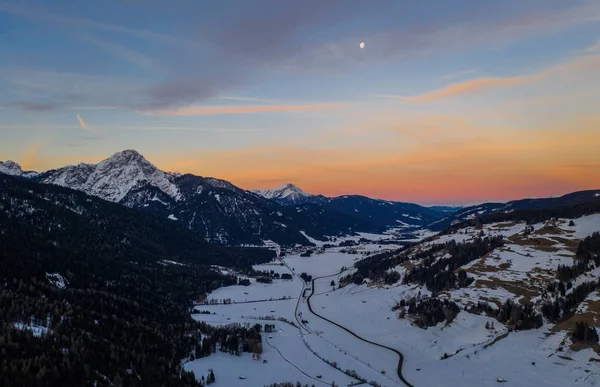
[359,42,365,49]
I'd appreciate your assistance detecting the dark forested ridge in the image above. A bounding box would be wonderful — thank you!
[0,174,274,387]
[432,190,600,232]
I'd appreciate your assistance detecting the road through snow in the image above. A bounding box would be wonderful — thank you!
[306,271,414,387]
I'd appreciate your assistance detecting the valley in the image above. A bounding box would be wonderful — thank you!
[184,215,600,386]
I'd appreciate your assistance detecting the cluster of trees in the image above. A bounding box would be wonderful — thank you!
[349,236,502,291]
[495,299,543,330]
[202,298,234,305]
[401,296,543,331]
[252,269,282,279]
[397,298,460,328]
[541,235,600,322]
[0,174,273,387]
[202,370,216,386]
[556,232,600,283]
[541,280,599,323]
[403,236,504,293]
[264,324,276,333]
[383,270,401,285]
[256,277,273,284]
[191,322,265,359]
[572,321,599,345]
[556,263,588,283]
[251,268,295,282]
[576,232,600,265]
[300,249,314,257]
[338,240,358,247]
[464,301,496,316]
[351,243,430,282]
[299,273,313,283]
[238,278,251,286]
[465,299,543,330]
[339,272,364,287]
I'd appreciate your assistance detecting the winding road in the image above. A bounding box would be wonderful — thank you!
[305,271,414,387]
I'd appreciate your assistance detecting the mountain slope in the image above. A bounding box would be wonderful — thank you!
[36,149,180,202]
[323,195,442,228]
[0,173,274,387]
[427,190,600,231]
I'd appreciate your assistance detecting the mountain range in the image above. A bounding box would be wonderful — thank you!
[2,149,599,246]
[0,150,449,245]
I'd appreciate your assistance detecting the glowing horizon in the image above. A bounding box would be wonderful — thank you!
[1,1,599,205]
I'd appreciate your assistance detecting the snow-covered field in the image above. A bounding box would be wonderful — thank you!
[185,314,357,386]
[185,216,600,386]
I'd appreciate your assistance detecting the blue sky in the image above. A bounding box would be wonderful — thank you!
[1,0,599,203]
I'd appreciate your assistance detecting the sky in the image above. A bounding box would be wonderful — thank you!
[1,0,599,204]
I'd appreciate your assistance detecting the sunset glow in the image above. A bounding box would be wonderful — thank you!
[1,1,599,204]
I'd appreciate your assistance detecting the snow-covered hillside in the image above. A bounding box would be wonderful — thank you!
[185,214,600,386]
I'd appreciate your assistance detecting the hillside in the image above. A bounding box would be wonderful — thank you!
[0,173,274,387]
[427,190,600,231]
[182,205,600,386]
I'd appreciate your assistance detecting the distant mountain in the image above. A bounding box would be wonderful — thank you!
[252,183,314,204]
[14,149,595,244]
[0,160,38,178]
[35,149,181,202]
[28,151,313,245]
[322,195,443,229]
[255,183,446,229]
[427,190,600,231]
[5,150,398,245]
[427,205,463,214]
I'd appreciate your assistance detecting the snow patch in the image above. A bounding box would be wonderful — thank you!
[46,272,68,289]
[13,322,49,337]
[159,259,186,266]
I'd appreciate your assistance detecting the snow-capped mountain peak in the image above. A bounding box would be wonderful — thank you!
[40,149,181,203]
[0,160,39,178]
[253,183,312,202]
[0,160,24,176]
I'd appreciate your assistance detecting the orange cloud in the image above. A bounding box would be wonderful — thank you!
[585,40,600,53]
[403,53,600,103]
[404,74,545,102]
[20,141,42,170]
[77,114,87,129]
[149,104,343,116]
